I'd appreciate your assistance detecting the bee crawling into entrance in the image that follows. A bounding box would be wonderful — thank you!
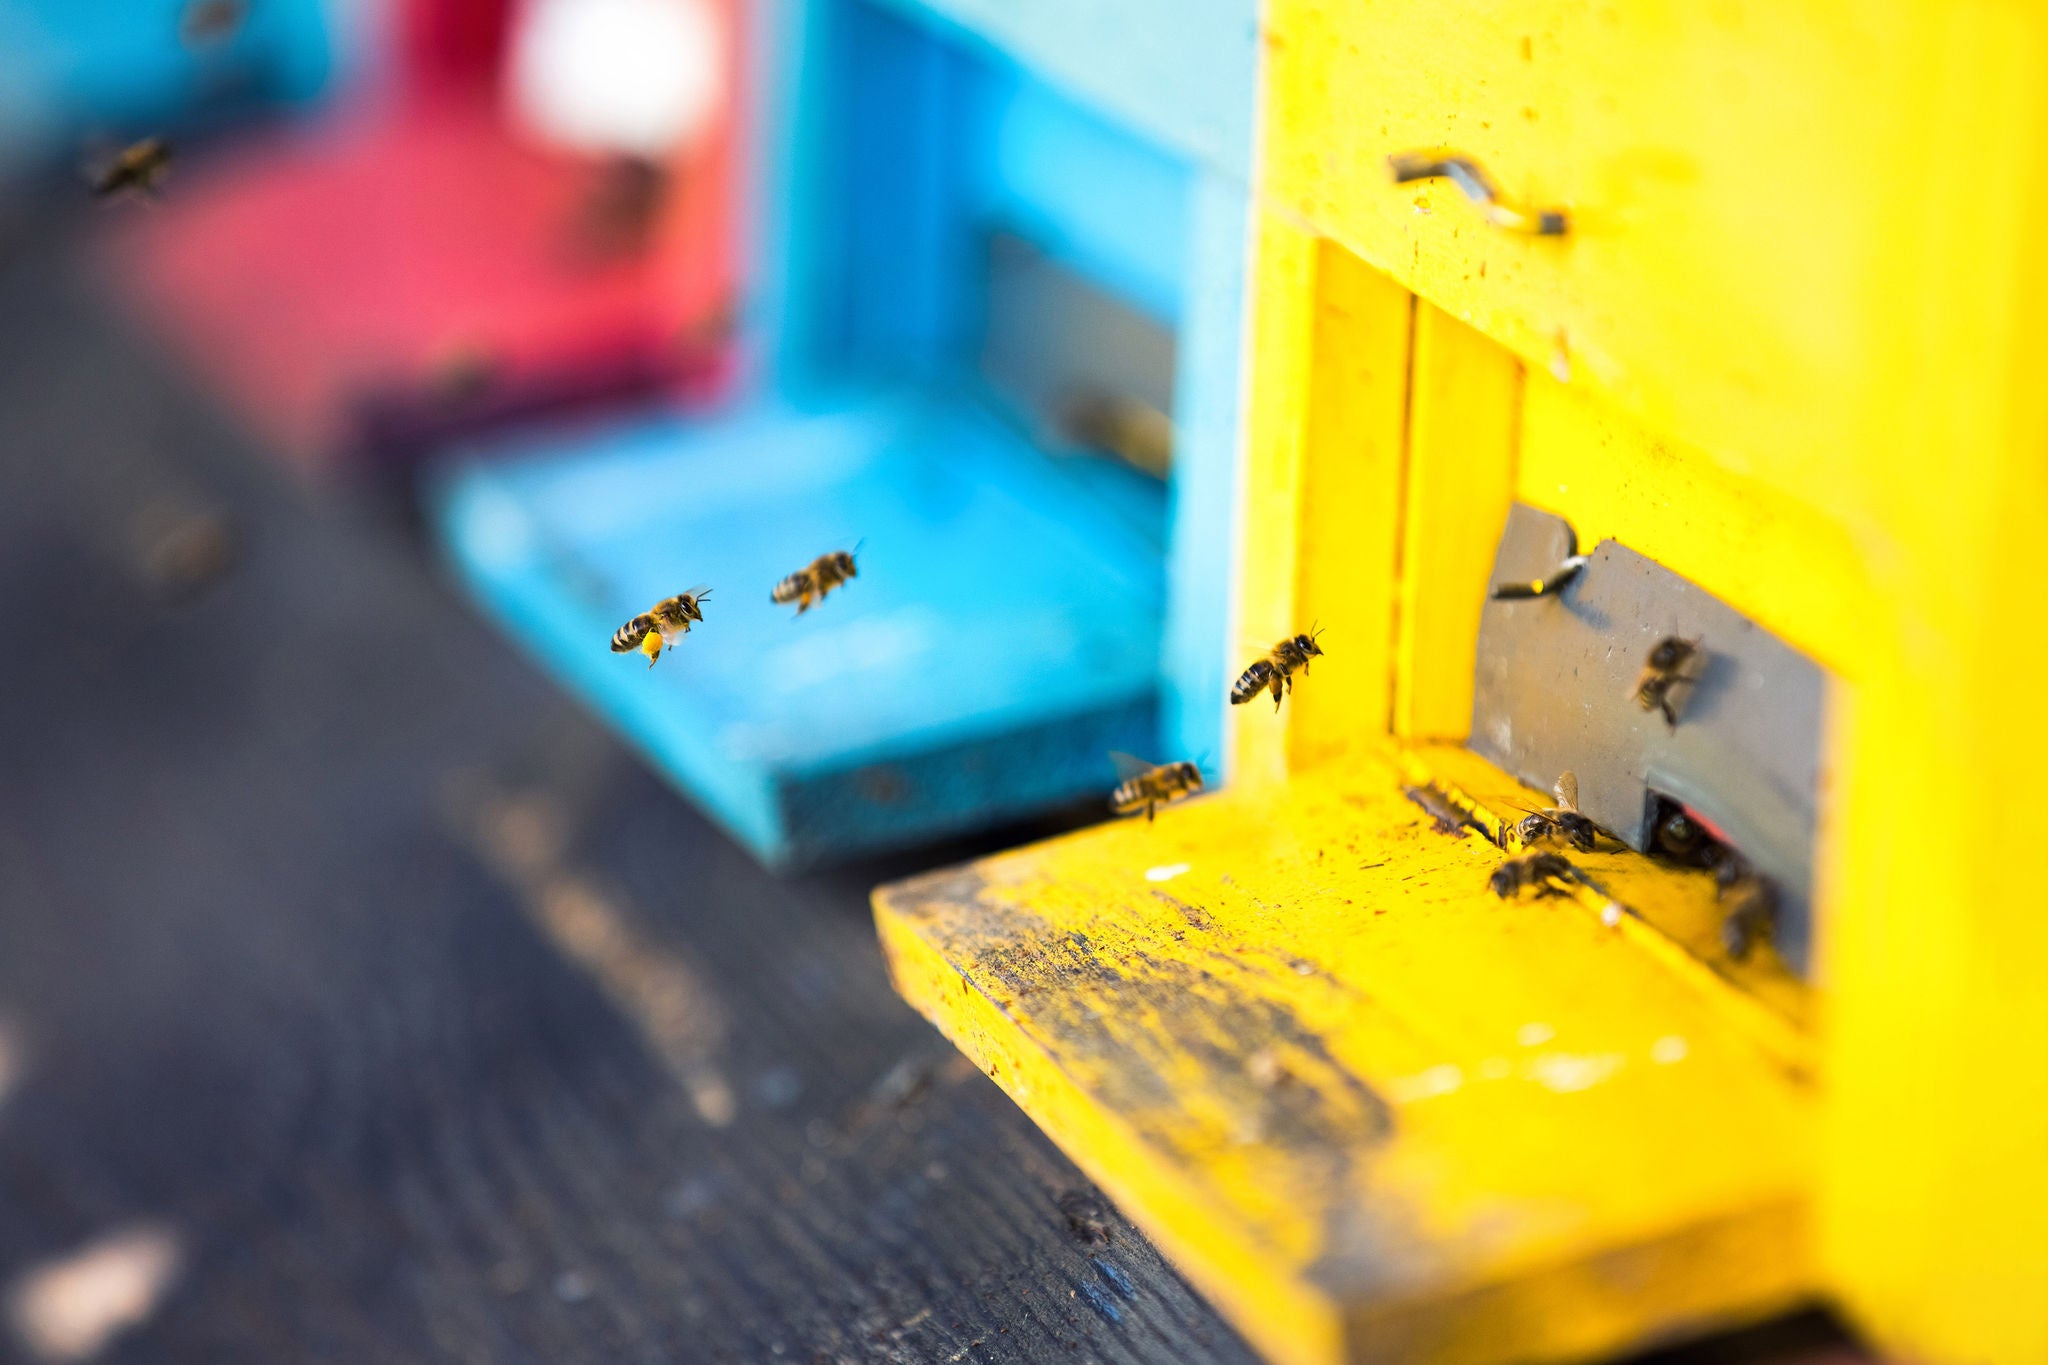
[1630,635,1703,728]
[1108,754,1204,823]
[1229,627,1325,712]
[1508,770,1600,853]
[1716,856,1780,960]
[610,587,711,668]
[772,545,860,616]
[1488,851,1582,900]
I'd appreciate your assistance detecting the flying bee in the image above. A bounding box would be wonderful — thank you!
[1488,851,1580,900]
[1510,770,1600,853]
[772,546,859,616]
[1229,628,1325,712]
[1631,635,1703,728]
[89,137,173,200]
[1108,753,1203,823]
[1490,553,1587,601]
[1715,856,1780,961]
[610,587,711,668]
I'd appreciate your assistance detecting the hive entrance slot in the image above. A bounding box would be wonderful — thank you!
[1469,503,1826,973]
[977,231,1177,477]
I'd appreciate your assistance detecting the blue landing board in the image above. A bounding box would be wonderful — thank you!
[433,394,1164,868]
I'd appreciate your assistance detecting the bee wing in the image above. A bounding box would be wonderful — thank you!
[683,584,712,599]
[1108,751,1158,780]
[1553,770,1579,813]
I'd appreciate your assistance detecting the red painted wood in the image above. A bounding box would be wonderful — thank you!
[107,0,739,471]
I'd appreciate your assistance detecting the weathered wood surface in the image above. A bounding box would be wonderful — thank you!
[0,207,1858,1365]
[0,218,1253,1365]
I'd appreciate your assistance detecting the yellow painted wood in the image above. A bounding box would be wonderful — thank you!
[879,7,2048,1362]
[1261,0,1920,493]
[1230,209,1320,793]
[875,746,1815,1365]
[1232,221,1416,781]
[1286,244,1412,768]
[1258,9,2048,1357]
[1394,305,1521,739]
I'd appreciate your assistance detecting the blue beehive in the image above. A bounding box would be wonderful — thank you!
[0,0,333,174]
[434,0,1259,867]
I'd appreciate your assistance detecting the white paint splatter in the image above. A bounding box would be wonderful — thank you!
[1144,863,1190,884]
[1387,1064,1464,1103]
[1650,1036,1690,1065]
[1600,901,1622,927]
[1528,1051,1625,1093]
[1517,1022,1555,1047]
[7,1224,183,1362]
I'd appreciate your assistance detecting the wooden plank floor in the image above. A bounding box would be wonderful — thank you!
[0,201,1863,1365]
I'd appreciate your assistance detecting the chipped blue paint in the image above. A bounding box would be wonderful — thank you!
[1092,1256,1137,1299]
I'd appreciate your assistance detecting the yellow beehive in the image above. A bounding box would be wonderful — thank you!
[877,5,2048,1363]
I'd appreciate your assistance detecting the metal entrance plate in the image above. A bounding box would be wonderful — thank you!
[1470,504,1826,973]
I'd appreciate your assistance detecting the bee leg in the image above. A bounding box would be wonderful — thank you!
[1146,801,1156,823]
[1660,697,1678,729]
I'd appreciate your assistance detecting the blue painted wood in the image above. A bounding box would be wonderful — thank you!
[862,0,1260,178]
[1163,170,1252,775]
[0,0,332,171]
[435,392,1163,867]
[440,0,1258,862]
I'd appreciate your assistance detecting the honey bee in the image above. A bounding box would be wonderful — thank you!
[772,546,859,616]
[1488,851,1580,899]
[1511,770,1599,852]
[1229,629,1325,712]
[89,137,173,200]
[1490,553,1587,600]
[1716,857,1779,961]
[1631,635,1702,728]
[1109,754,1203,823]
[610,587,711,668]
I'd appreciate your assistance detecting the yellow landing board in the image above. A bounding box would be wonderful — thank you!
[873,747,1815,1365]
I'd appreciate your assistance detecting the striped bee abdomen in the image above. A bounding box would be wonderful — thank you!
[770,571,811,605]
[1229,658,1278,706]
[610,614,655,652]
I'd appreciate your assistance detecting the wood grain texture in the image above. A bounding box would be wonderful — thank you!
[0,220,1255,1365]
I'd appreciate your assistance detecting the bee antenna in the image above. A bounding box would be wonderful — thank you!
[851,538,866,558]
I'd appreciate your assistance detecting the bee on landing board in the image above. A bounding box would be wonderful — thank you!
[1109,754,1203,823]
[1229,628,1325,712]
[89,137,173,200]
[772,547,860,616]
[611,587,711,668]
[1631,635,1702,728]
[1511,771,1600,853]
[1488,851,1580,899]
